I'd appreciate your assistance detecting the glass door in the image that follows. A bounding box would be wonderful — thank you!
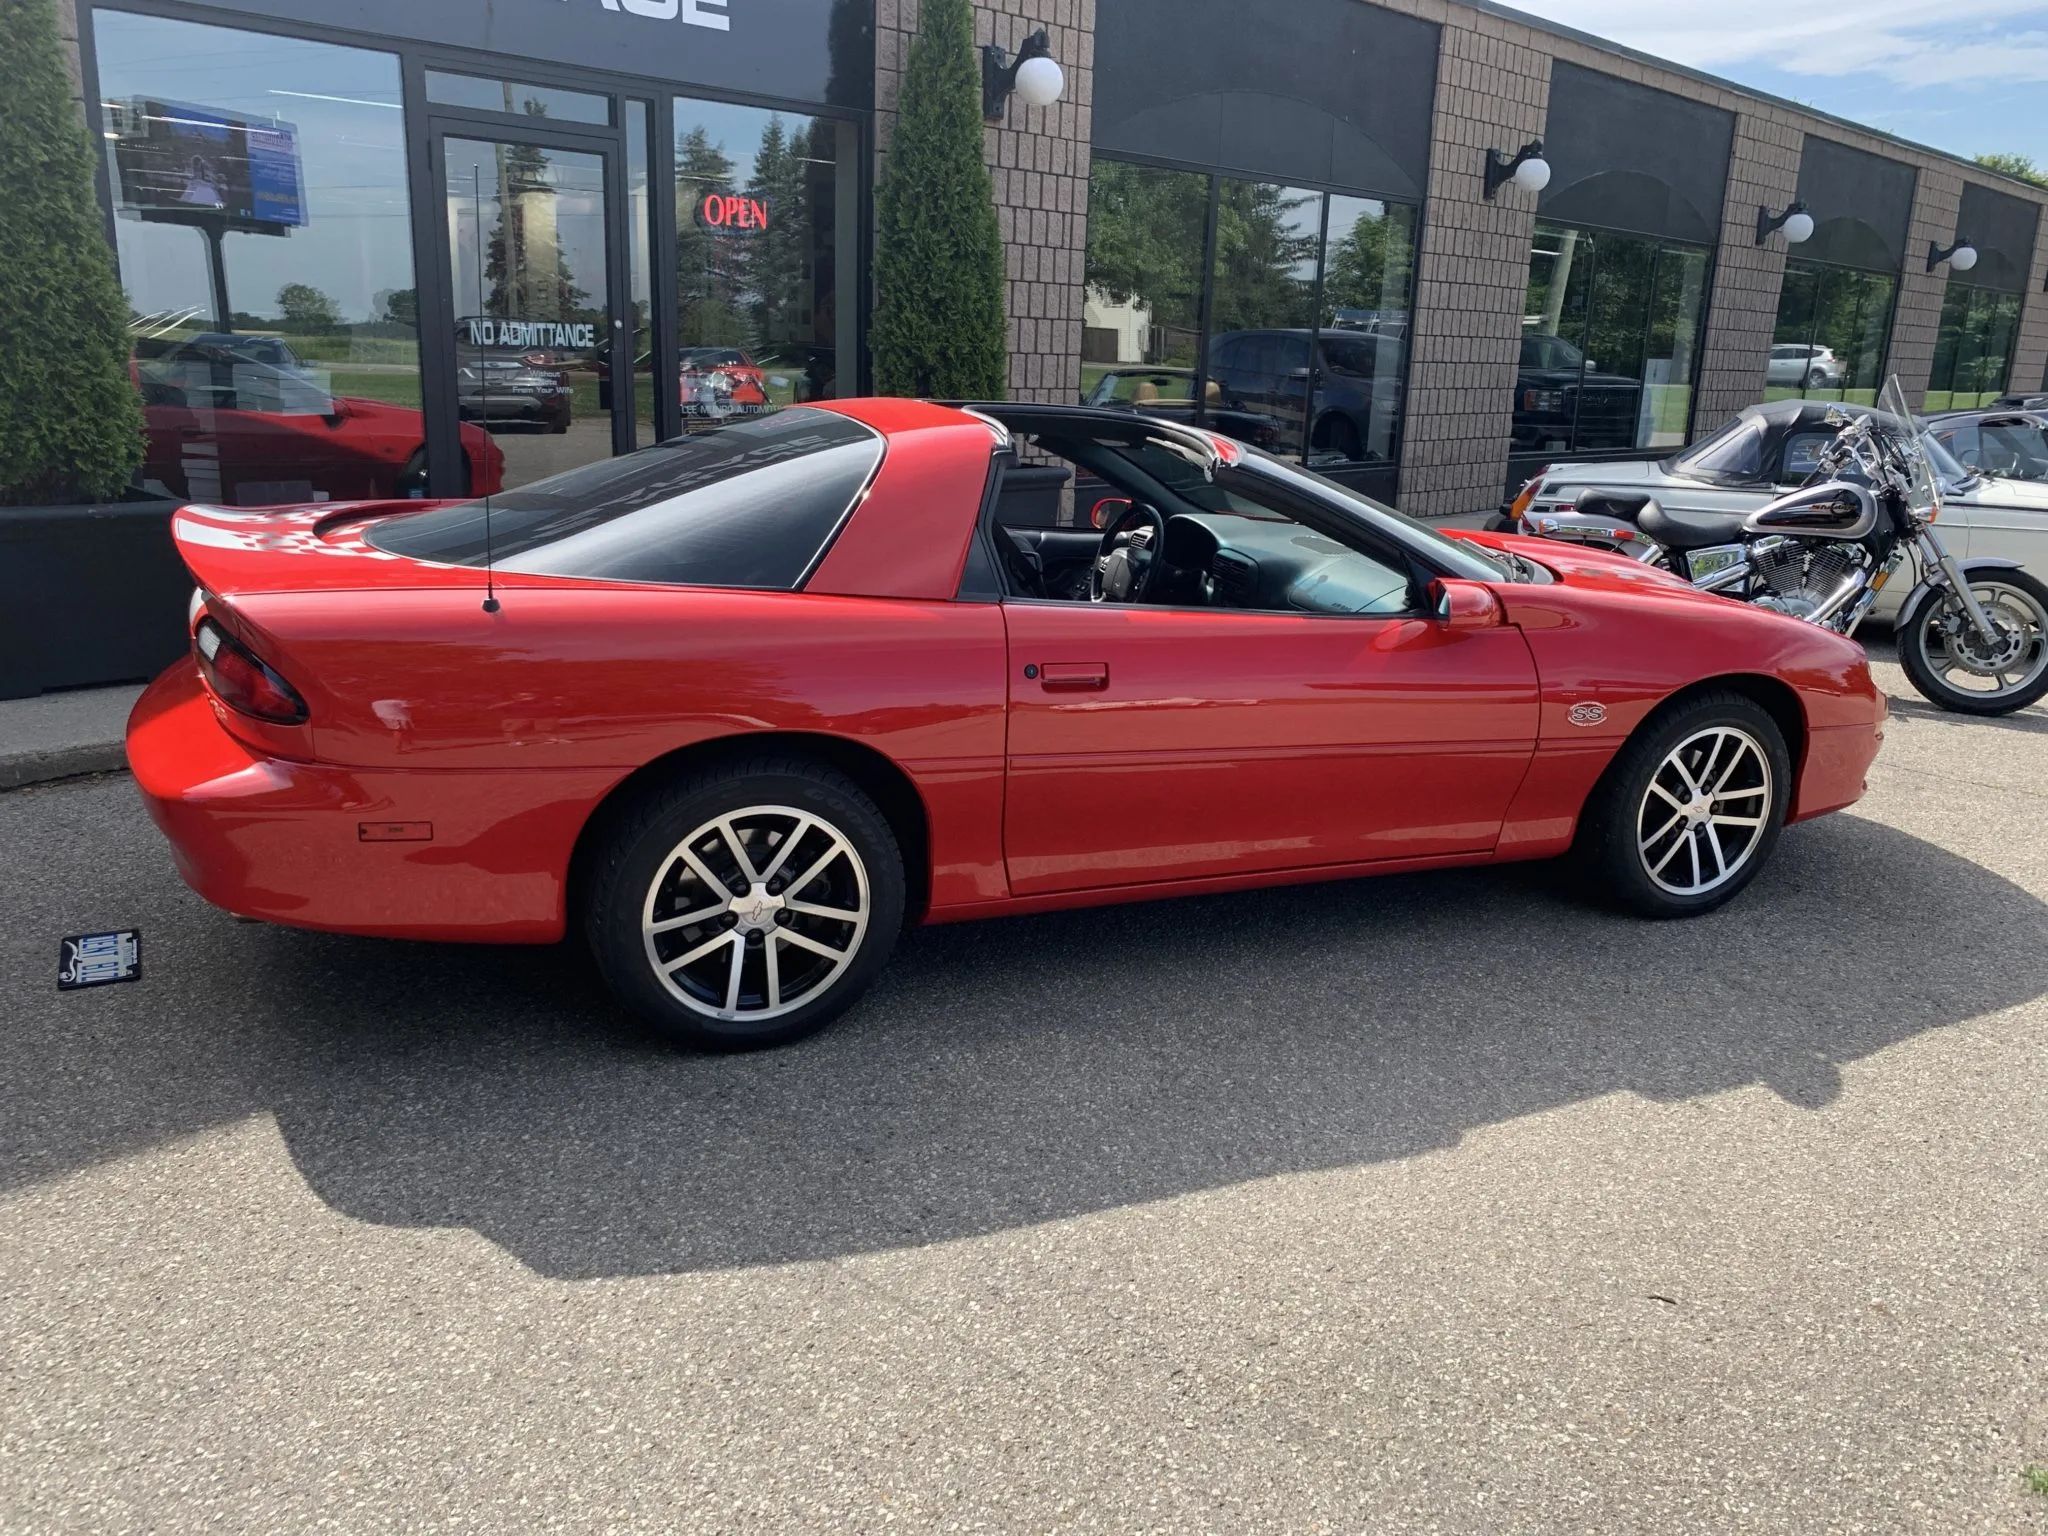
[437,131,626,493]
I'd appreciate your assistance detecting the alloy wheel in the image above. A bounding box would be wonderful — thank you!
[1636,726,1773,897]
[639,805,870,1022]
[1920,580,2048,698]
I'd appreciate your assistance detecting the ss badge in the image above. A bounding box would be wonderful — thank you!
[1568,701,1607,727]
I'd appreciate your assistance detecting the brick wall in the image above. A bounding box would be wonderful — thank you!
[1693,108,1803,425]
[1395,9,1551,518]
[873,0,1094,404]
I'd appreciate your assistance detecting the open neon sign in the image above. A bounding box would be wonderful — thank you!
[696,193,769,231]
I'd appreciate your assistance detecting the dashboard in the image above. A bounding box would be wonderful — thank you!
[1159,513,1417,616]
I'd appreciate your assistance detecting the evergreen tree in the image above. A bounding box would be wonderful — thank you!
[870,0,1006,398]
[0,0,145,504]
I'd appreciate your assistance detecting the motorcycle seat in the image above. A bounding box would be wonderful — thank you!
[1636,499,1750,552]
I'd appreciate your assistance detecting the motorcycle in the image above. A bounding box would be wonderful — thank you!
[1512,377,2048,716]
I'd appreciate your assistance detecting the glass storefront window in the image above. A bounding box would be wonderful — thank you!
[1081,159,1420,477]
[95,10,429,505]
[1315,197,1415,466]
[1766,259,1894,404]
[1079,162,1207,409]
[672,97,842,422]
[1205,179,1321,458]
[444,136,613,492]
[1514,220,1711,456]
[1926,282,2023,410]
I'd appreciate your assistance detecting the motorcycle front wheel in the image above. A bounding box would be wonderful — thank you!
[1898,571,2048,715]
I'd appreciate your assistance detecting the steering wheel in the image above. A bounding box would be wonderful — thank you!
[1090,500,1168,604]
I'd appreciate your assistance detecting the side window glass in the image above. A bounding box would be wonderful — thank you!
[1940,423,1982,470]
[1780,431,1833,482]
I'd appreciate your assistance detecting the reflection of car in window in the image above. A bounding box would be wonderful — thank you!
[1512,332,1641,452]
[452,321,573,434]
[1766,343,1845,389]
[1203,327,1405,465]
[131,330,503,505]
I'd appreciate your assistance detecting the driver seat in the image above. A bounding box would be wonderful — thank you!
[1635,498,1750,552]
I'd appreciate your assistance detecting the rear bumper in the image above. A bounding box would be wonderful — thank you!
[127,663,616,942]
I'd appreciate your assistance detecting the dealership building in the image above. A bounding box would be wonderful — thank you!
[51,0,2048,519]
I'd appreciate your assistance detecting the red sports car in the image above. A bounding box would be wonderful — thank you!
[129,399,1886,1049]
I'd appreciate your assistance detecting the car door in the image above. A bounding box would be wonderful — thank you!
[1951,420,2048,568]
[999,584,1542,898]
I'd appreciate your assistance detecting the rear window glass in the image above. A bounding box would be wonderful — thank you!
[1676,414,1766,481]
[367,409,881,589]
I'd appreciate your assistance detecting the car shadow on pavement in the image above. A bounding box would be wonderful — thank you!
[9,808,2048,1280]
[1879,696,2048,736]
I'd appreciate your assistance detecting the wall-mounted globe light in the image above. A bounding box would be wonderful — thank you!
[1756,201,1813,246]
[983,28,1065,122]
[1928,237,1979,273]
[1484,139,1550,199]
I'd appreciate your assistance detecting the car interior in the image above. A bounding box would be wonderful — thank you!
[976,410,1427,616]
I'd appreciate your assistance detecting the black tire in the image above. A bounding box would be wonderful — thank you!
[582,757,905,1050]
[1573,690,1792,918]
[1896,570,2048,716]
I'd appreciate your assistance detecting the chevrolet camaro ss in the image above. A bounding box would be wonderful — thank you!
[130,399,1887,1048]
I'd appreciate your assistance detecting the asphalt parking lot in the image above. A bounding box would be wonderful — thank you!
[3,641,2045,1534]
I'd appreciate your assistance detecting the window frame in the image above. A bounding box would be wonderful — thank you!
[1516,217,1717,457]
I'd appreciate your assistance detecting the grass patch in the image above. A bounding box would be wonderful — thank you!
[2023,1465,2048,1498]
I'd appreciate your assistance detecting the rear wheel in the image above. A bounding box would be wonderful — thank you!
[583,759,905,1049]
[1574,691,1790,917]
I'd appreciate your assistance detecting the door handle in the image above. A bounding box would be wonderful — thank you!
[1038,662,1109,692]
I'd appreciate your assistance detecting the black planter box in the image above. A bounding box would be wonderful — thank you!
[0,501,188,700]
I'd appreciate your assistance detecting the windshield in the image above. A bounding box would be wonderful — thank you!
[1242,451,1511,583]
[1878,375,1942,520]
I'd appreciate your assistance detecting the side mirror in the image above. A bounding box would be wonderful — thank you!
[1090,495,1133,530]
[1429,577,1503,629]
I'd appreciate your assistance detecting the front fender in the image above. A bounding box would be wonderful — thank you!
[1891,557,2026,635]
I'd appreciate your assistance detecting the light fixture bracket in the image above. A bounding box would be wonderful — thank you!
[1755,200,1809,245]
[1928,236,1974,272]
[1483,139,1546,200]
[983,27,1053,121]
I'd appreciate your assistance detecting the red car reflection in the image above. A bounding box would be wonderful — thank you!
[134,338,503,505]
[679,346,771,418]
[129,398,1884,1053]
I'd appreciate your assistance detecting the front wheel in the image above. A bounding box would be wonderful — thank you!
[1897,571,2048,715]
[583,759,905,1049]
[1574,691,1791,918]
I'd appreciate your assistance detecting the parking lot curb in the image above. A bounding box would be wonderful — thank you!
[0,742,129,792]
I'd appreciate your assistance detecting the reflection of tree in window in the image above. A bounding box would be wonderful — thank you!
[1208,180,1317,333]
[675,126,743,345]
[1930,283,2022,408]
[1083,161,1209,369]
[483,136,587,321]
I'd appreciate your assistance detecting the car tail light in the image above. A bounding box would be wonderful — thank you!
[1507,470,1549,525]
[194,617,308,725]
